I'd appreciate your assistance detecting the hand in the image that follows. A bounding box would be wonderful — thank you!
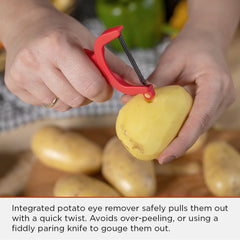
[122,25,236,164]
[4,5,136,111]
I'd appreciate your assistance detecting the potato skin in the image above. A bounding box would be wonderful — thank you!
[31,126,102,174]
[102,137,157,197]
[203,141,240,196]
[116,86,193,161]
[54,174,120,197]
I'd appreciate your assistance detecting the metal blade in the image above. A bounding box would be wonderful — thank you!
[118,34,148,86]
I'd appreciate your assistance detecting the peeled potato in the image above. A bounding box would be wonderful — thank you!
[203,141,240,196]
[102,137,157,196]
[116,85,193,161]
[54,174,120,197]
[31,126,102,174]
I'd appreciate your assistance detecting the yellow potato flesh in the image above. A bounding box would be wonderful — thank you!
[102,137,156,197]
[116,85,193,161]
[203,141,240,196]
[54,174,120,197]
[31,126,102,174]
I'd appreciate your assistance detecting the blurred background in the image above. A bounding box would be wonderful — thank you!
[0,0,240,197]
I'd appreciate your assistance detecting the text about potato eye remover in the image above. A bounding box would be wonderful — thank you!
[0,198,239,240]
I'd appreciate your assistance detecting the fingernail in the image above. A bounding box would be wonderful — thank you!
[160,155,176,164]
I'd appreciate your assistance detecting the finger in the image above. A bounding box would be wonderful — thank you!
[157,79,222,164]
[25,80,71,112]
[120,94,134,104]
[50,98,71,112]
[57,46,113,102]
[12,88,41,105]
[43,67,86,108]
[5,74,55,106]
[105,49,139,85]
[23,80,57,107]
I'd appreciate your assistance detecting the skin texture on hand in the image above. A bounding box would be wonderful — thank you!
[1,0,137,112]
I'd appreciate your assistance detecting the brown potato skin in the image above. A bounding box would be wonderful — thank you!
[31,126,102,174]
[203,141,240,196]
[54,174,120,197]
[102,137,157,197]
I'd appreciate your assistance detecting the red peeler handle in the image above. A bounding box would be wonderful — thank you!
[84,25,155,100]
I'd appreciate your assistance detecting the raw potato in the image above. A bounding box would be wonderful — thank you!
[155,157,201,176]
[54,174,120,197]
[51,0,75,12]
[203,141,240,196]
[116,85,193,161]
[31,126,102,174]
[102,137,157,196]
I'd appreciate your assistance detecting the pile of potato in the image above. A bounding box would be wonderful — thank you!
[31,126,157,197]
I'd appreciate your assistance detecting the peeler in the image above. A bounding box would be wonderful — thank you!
[84,25,155,100]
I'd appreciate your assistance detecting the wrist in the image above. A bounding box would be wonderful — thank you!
[186,0,240,52]
[181,19,232,53]
[0,0,57,48]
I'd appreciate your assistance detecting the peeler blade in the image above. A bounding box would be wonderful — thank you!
[118,34,148,86]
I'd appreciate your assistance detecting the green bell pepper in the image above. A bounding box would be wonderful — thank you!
[96,0,165,51]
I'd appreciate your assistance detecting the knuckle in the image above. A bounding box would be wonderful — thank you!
[41,31,64,51]
[17,48,38,68]
[68,95,84,108]
[7,70,27,88]
[82,79,104,101]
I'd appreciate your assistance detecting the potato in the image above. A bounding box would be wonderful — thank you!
[203,141,240,196]
[155,157,201,176]
[31,126,102,174]
[116,85,193,161]
[54,174,120,197]
[51,0,74,12]
[102,137,157,196]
